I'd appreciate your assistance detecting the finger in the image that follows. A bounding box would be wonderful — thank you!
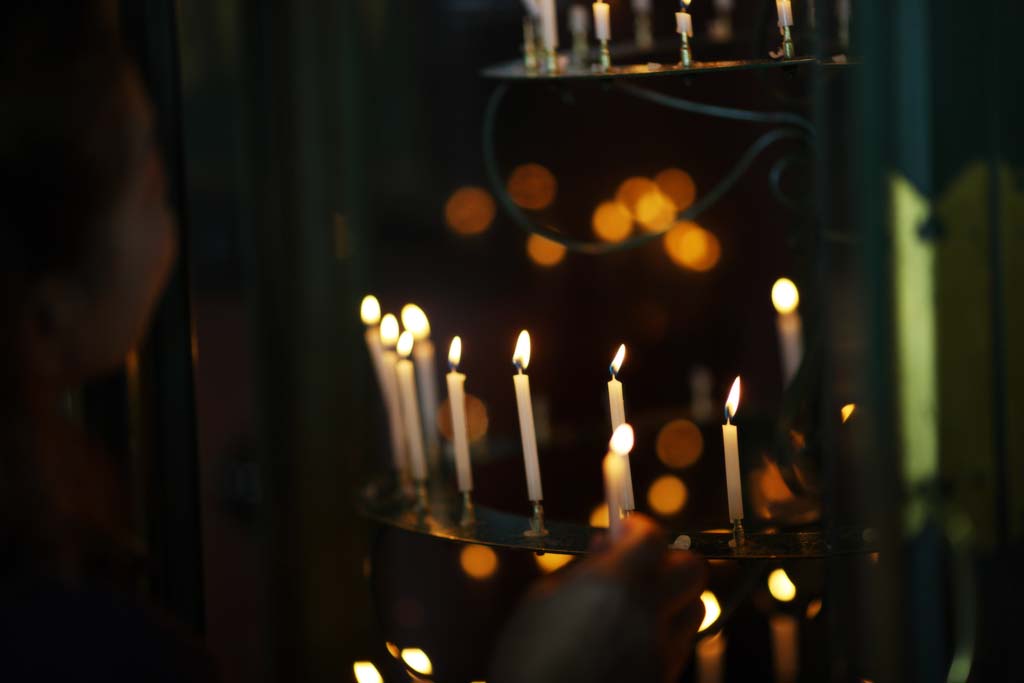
[660,601,708,683]
[657,551,708,611]
[594,514,668,580]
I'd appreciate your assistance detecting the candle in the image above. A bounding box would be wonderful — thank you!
[396,331,428,482]
[539,0,559,51]
[512,330,543,502]
[722,376,744,524]
[360,295,385,389]
[695,633,726,683]
[569,4,588,35]
[676,6,693,36]
[401,304,440,461]
[607,345,635,510]
[767,568,799,683]
[592,1,610,40]
[379,314,408,476]
[776,0,793,26]
[771,278,803,386]
[522,0,541,17]
[446,336,473,493]
[605,424,634,539]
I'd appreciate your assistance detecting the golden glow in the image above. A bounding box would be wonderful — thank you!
[806,598,823,619]
[397,330,414,358]
[609,423,635,455]
[507,163,557,210]
[699,591,721,632]
[513,330,531,371]
[841,403,856,423]
[656,419,703,469]
[663,222,721,272]
[647,475,688,516]
[438,392,490,442]
[459,544,499,580]
[654,168,696,211]
[380,314,400,348]
[385,642,400,659]
[635,189,676,233]
[445,186,496,236]
[725,376,741,421]
[592,201,633,242]
[610,344,626,375]
[353,662,383,683]
[768,568,797,602]
[360,295,381,325]
[589,503,610,528]
[771,278,800,314]
[525,234,567,267]
[400,649,433,676]
[448,336,462,368]
[683,0,692,6]
[534,552,575,573]
[615,176,658,215]
[401,304,431,340]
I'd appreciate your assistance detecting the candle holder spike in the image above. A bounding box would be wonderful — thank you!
[414,480,430,516]
[459,491,477,527]
[524,500,550,537]
[731,518,747,547]
[680,32,693,68]
[523,18,539,73]
[599,39,611,72]
[782,25,795,59]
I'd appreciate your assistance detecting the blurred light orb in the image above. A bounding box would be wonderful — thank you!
[655,167,697,211]
[592,200,633,242]
[768,568,797,602]
[664,222,721,272]
[534,552,575,573]
[459,544,499,580]
[445,186,496,236]
[526,234,567,267]
[771,277,800,314]
[841,403,856,423]
[589,503,610,528]
[806,598,823,619]
[635,189,677,233]
[507,163,558,210]
[400,649,433,676]
[353,662,383,683]
[437,393,489,442]
[615,176,658,215]
[655,419,704,469]
[647,475,688,517]
[385,642,401,659]
[699,591,721,632]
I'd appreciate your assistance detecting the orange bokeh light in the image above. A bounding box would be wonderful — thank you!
[507,163,558,210]
[654,168,697,212]
[635,189,677,233]
[445,186,496,236]
[592,201,633,242]
[526,234,567,267]
[615,176,658,215]
[664,221,721,272]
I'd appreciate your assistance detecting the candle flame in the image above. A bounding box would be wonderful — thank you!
[400,304,431,340]
[448,336,462,369]
[397,330,414,358]
[682,0,692,7]
[360,295,381,325]
[513,330,531,371]
[379,314,400,348]
[353,662,383,683]
[841,403,856,423]
[400,649,433,676]
[609,423,635,455]
[771,277,800,315]
[698,590,721,632]
[725,376,741,421]
[610,344,626,377]
[768,568,797,602]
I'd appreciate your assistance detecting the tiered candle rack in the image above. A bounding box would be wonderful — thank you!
[481,55,825,81]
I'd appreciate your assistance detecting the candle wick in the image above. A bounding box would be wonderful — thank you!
[609,366,617,380]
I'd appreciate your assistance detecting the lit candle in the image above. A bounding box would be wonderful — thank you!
[632,0,653,49]
[695,633,726,683]
[396,331,428,484]
[604,424,634,540]
[607,345,635,511]
[512,330,543,503]
[767,568,799,683]
[722,376,744,532]
[776,0,793,26]
[446,336,472,493]
[771,278,803,387]
[360,295,385,390]
[676,0,693,37]
[592,1,610,40]
[539,0,559,53]
[401,304,440,463]
[569,3,589,65]
[379,314,409,478]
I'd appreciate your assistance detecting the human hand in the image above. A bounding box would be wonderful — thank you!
[491,514,707,683]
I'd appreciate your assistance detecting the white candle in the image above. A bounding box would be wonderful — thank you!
[396,331,428,481]
[569,4,589,35]
[379,314,408,475]
[607,344,634,510]
[676,10,693,36]
[539,0,559,51]
[770,614,799,683]
[776,0,793,26]
[512,330,543,502]
[721,376,744,523]
[402,304,440,459]
[592,1,610,40]
[695,633,726,683]
[771,278,803,386]
[603,425,634,542]
[522,0,541,17]
[446,336,473,493]
[360,295,385,390]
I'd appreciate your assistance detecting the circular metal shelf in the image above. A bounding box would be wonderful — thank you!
[481,56,822,82]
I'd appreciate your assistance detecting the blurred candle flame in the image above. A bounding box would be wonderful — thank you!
[725,376,741,421]
[768,568,797,602]
[771,278,800,315]
[610,344,626,377]
[841,403,856,423]
[397,330,414,358]
[401,304,431,340]
[699,590,721,632]
[448,336,462,369]
[610,423,635,455]
[400,649,433,676]
[380,314,400,348]
[353,662,383,683]
[513,330,531,371]
[360,295,381,325]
